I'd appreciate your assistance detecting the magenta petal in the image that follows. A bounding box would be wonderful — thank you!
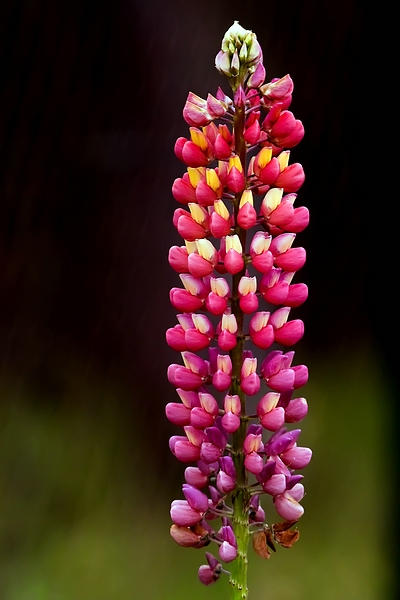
[174,137,187,161]
[263,281,289,305]
[184,425,208,446]
[270,111,296,138]
[260,407,285,431]
[209,212,232,238]
[218,330,237,351]
[275,163,305,192]
[170,500,202,527]
[206,426,226,449]
[221,412,240,433]
[293,364,309,388]
[174,440,201,463]
[182,141,209,167]
[288,482,305,501]
[244,119,261,145]
[287,206,309,233]
[263,473,287,496]
[251,251,274,273]
[214,134,232,159]
[266,428,301,456]
[224,249,244,274]
[251,325,274,349]
[199,392,219,415]
[184,466,208,488]
[168,246,189,272]
[219,456,236,478]
[172,177,197,204]
[185,329,211,351]
[237,203,257,229]
[200,442,222,463]
[206,292,228,315]
[274,247,306,271]
[170,288,203,312]
[190,407,215,429]
[274,319,304,346]
[281,446,312,469]
[258,157,280,185]
[241,372,261,396]
[188,254,214,278]
[198,565,217,586]
[285,397,308,422]
[286,283,308,307]
[195,180,218,206]
[182,484,209,512]
[219,541,237,563]
[268,202,295,227]
[226,167,245,192]
[216,471,236,493]
[248,61,266,87]
[260,350,286,376]
[167,365,203,391]
[267,369,295,392]
[239,292,259,314]
[165,402,191,426]
[166,326,188,351]
[183,97,212,127]
[212,370,231,391]
[274,491,304,520]
[177,214,207,241]
[244,451,264,474]
[182,352,208,376]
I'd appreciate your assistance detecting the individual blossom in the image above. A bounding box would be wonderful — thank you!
[209,199,232,238]
[238,275,258,313]
[205,277,230,315]
[198,552,224,585]
[221,394,241,433]
[217,456,237,493]
[183,92,229,127]
[218,521,238,562]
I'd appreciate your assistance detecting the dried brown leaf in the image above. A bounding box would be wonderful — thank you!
[274,528,300,548]
[252,531,271,559]
[272,520,298,532]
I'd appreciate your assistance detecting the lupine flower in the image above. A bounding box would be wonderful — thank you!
[218,522,238,562]
[221,394,241,433]
[198,552,224,585]
[170,522,210,548]
[238,275,258,313]
[166,23,311,599]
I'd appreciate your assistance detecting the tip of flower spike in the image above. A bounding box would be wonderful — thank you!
[216,22,263,88]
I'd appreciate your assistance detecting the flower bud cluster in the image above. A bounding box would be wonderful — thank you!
[166,23,311,590]
[215,21,264,90]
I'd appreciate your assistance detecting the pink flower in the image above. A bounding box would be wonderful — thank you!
[274,487,305,520]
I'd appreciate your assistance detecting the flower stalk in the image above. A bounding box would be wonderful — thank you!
[166,22,311,599]
[229,100,249,600]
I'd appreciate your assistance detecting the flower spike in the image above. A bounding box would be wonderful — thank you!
[166,22,311,599]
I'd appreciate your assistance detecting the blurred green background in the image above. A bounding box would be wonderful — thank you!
[0,0,395,599]
[0,345,394,599]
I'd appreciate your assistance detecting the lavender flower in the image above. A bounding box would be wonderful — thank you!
[166,22,311,599]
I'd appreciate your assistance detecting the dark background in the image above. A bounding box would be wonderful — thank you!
[0,1,396,598]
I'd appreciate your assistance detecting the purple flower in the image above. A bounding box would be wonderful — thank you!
[198,553,223,585]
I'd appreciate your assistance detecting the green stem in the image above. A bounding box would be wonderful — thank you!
[228,101,250,600]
